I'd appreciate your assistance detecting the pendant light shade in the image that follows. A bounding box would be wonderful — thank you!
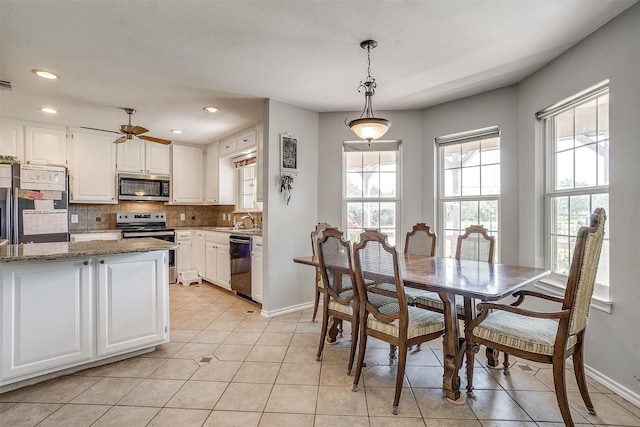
[348,117,391,141]
[346,40,391,143]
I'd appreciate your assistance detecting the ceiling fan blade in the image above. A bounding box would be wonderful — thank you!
[139,135,172,145]
[80,126,121,135]
[113,136,128,144]
[130,125,149,135]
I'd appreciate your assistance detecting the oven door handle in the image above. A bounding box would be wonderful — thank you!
[122,231,175,238]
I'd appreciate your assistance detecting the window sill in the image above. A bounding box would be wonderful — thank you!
[534,278,612,314]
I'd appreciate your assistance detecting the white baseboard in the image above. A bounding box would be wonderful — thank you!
[584,363,640,408]
[261,301,314,318]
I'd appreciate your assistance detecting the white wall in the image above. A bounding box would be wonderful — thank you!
[517,4,640,400]
[421,86,520,264]
[263,99,319,315]
[318,110,423,249]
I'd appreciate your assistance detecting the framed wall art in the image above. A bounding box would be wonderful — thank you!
[280,133,298,174]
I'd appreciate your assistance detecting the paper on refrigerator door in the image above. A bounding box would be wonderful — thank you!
[22,210,68,235]
[20,164,66,191]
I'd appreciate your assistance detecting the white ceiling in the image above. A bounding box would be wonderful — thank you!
[0,0,635,145]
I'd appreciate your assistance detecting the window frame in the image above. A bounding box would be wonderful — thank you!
[436,126,502,260]
[342,140,402,245]
[237,163,258,211]
[538,82,611,308]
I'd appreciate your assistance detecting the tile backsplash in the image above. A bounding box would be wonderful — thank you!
[68,202,262,231]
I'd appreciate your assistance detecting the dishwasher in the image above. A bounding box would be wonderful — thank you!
[230,235,252,300]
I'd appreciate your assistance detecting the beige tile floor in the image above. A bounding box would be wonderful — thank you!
[1,282,639,426]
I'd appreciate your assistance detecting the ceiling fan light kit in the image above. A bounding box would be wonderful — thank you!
[80,107,171,145]
[345,39,391,144]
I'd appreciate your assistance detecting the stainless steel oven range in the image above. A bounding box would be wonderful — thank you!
[116,212,176,283]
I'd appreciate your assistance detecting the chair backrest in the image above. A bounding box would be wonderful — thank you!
[405,223,437,256]
[311,222,332,256]
[317,227,356,305]
[353,229,407,323]
[455,225,495,263]
[565,208,606,335]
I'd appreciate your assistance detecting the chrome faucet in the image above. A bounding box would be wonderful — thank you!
[240,213,255,229]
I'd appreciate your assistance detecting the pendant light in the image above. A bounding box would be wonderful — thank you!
[345,40,391,144]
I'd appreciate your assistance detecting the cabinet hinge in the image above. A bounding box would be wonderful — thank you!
[165,325,168,333]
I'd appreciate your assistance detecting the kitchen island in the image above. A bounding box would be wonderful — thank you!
[0,238,177,391]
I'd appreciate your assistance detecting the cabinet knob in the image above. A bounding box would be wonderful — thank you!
[100,260,105,264]
[83,261,89,265]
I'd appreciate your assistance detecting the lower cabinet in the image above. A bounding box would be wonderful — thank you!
[96,252,169,357]
[1,258,94,383]
[0,251,169,387]
[252,236,263,303]
[175,230,193,274]
[189,230,231,290]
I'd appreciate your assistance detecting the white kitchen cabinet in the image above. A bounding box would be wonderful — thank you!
[204,239,217,282]
[236,128,256,152]
[171,144,204,203]
[1,258,94,382]
[215,234,231,289]
[193,230,206,276]
[251,236,263,303]
[205,142,234,205]
[256,124,263,202]
[145,142,171,175]
[70,232,121,242]
[68,128,117,203]
[219,135,236,157]
[24,125,67,166]
[205,142,220,203]
[175,230,193,274]
[116,140,170,175]
[0,120,24,161]
[96,251,169,357]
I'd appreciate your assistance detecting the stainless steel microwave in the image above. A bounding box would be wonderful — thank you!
[118,173,170,201]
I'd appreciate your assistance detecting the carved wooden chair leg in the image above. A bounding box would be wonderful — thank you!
[316,306,330,361]
[553,358,574,427]
[352,322,368,392]
[573,331,596,415]
[392,344,408,415]
[346,318,359,376]
[311,288,321,322]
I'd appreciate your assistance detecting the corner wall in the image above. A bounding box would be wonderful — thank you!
[517,3,640,400]
[263,99,319,315]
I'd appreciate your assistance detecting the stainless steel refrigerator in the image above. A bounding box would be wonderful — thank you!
[0,163,69,244]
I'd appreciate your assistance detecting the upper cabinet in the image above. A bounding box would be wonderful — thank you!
[0,120,25,162]
[236,128,256,152]
[219,127,257,158]
[171,144,204,203]
[205,141,234,205]
[24,125,67,166]
[116,140,170,175]
[68,129,117,203]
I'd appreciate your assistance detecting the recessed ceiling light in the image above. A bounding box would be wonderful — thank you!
[39,107,58,114]
[32,69,60,80]
[203,106,219,114]
[171,129,183,134]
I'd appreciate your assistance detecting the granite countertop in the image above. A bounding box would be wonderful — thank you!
[0,238,178,262]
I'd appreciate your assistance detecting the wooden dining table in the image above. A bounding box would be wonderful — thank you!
[293,254,550,403]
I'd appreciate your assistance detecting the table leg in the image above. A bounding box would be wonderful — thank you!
[438,291,465,404]
[326,317,342,343]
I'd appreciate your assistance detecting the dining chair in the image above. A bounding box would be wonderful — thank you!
[315,228,397,373]
[310,222,335,322]
[467,208,606,427]
[351,229,445,415]
[371,223,438,304]
[414,224,495,317]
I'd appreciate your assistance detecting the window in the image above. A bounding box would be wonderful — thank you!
[235,155,259,210]
[437,127,501,260]
[538,82,609,295]
[343,141,401,245]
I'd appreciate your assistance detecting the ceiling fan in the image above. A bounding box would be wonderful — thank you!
[81,107,171,145]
